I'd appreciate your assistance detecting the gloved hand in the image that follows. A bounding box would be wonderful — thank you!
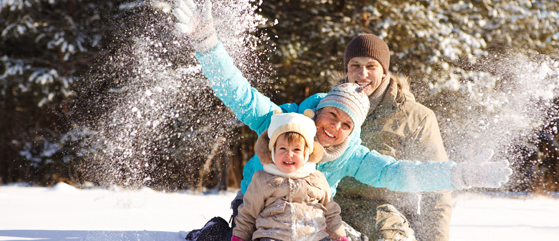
[231,235,244,241]
[451,149,513,189]
[173,0,218,52]
[334,236,349,241]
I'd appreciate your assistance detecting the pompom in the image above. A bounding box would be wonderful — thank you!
[273,109,283,115]
[303,109,315,119]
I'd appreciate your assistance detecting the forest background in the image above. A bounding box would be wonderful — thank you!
[1,0,558,194]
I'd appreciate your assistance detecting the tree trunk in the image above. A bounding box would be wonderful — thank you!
[196,137,225,194]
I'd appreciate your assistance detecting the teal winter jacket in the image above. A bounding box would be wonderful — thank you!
[195,41,457,196]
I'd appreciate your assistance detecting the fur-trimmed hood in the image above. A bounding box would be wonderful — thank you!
[390,72,415,104]
[255,129,324,166]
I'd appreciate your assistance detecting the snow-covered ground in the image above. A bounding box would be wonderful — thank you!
[1,182,558,241]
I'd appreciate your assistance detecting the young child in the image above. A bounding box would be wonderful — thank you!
[232,110,348,241]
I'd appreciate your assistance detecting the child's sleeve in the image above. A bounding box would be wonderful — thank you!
[343,145,457,192]
[195,41,279,135]
[319,174,346,239]
[233,172,267,241]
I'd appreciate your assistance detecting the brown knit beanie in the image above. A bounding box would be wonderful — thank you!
[344,34,390,74]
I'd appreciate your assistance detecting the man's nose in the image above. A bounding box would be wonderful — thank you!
[358,66,368,77]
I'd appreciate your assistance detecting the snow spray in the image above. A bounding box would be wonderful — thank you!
[76,1,559,193]
[79,0,271,189]
[436,52,559,190]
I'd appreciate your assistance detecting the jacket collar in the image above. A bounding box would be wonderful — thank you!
[367,76,416,121]
[367,78,400,121]
[262,163,317,179]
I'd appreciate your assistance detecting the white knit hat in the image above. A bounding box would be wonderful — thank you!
[267,109,317,154]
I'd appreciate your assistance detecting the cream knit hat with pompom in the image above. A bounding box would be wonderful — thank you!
[267,109,316,154]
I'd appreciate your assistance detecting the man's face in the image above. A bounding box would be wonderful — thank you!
[347,57,385,96]
[314,106,354,147]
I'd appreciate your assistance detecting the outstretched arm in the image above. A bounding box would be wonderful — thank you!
[344,146,511,192]
[346,146,455,192]
[451,149,512,189]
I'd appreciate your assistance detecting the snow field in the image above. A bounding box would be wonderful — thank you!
[1,183,559,241]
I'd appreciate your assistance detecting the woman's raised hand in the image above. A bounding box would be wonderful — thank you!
[173,0,218,52]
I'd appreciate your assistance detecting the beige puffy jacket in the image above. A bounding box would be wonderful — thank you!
[233,131,345,241]
[336,74,452,241]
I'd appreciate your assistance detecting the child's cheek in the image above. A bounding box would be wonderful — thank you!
[273,150,282,161]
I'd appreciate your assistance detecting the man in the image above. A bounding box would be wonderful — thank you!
[332,34,451,241]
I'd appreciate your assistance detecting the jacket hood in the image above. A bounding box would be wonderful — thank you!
[390,73,415,104]
[255,129,324,166]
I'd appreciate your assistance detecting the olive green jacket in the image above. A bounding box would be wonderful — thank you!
[336,74,452,241]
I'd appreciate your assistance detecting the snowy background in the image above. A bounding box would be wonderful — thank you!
[1,182,558,241]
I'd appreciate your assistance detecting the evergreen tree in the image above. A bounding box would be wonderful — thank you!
[2,0,558,192]
[258,0,559,191]
[1,0,120,184]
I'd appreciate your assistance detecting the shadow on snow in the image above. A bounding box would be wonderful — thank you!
[0,230,186,241]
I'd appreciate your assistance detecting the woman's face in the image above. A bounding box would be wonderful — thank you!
[315,106,354,147]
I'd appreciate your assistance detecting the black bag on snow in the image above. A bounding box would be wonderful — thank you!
[185,216,231,241]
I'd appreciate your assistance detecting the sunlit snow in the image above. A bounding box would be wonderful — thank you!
[1,183,558,241]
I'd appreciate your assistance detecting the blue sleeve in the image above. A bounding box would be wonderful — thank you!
[195,42,304,193]
[195,41,278,135]
[240,156,263,194]
[299,93,326,111]
[344,145,457,192]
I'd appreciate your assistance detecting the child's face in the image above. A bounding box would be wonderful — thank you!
[274,134,306,173]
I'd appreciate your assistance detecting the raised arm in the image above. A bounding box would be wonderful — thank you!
[195,42,278,134]
[174,0,278,135]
